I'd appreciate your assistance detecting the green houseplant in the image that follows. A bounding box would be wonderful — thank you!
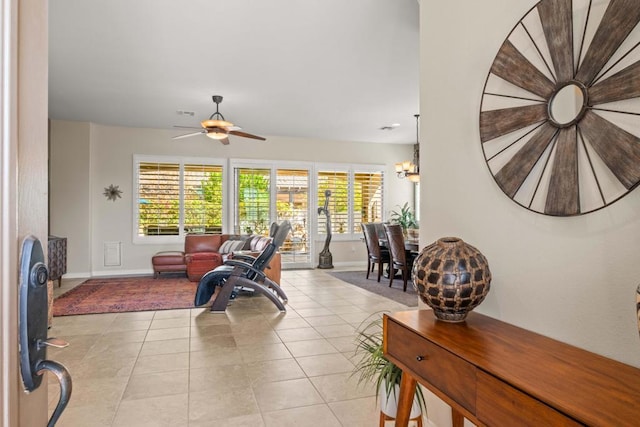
[352,313,426,418]
[390,203,418,233]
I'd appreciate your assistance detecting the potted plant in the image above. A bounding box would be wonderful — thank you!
[352,313,426,420]
[390,203,418,236]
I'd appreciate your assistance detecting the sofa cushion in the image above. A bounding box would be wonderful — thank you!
[152,251,185,265]
[219,239,246,254]
[185,234,228,253]
[249,236,272,252]
[187,252,222,262]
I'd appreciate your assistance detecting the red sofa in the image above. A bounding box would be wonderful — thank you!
[152,234,278,282]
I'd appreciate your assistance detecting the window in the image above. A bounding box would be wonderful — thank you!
[317,166,384,238]
[353,170,384,232]
[276,168,310,264]
[231,162,313,267]
[134,156,224,242]
[134,156,384,251]
[234,167,271,235]
[317,170,349,234]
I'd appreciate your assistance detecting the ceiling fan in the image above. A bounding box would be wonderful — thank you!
[172,95,266,145]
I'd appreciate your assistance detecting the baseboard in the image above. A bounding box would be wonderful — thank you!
[62,272,92,279]
[330,261,367,269]
[90,268,153,277]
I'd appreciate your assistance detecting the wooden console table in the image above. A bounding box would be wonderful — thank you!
[383,310,640,426]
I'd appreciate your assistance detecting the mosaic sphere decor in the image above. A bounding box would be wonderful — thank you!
[412,237,491,322]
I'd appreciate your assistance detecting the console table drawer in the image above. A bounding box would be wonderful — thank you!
[477,370,582,426]
[386,318,476,413]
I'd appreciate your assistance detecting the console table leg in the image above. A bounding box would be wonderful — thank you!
[452,408,464,427]
[395,373,417,427]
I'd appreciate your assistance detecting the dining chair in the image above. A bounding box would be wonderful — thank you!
[383,223,416,292]
[361,222,390,282]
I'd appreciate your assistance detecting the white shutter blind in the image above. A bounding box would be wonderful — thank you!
[137,162,180,236]
[317,170,349,234]
[184,164,224,234]
[276,168,309,259]
[353,171,384,233]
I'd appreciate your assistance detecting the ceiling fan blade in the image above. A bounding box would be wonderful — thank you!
[228,130,266,141]
[172,131,205,139]
[220,138,230,145]
[173,125,203,130]
[207,126,229,133]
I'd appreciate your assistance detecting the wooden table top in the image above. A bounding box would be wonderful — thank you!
[386,310,640,426]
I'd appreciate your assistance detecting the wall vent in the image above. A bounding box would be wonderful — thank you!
[103,242,122,266]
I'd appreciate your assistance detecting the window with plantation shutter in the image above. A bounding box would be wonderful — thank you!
[317,166,384,239]
[235,167,271,235]
[353,171,383,233]
[134,156,224,242]
[317,170,349,234]
[133,156,384,249]
[137,162,180,236]
[276,168,310,264]
[183,164,224,234]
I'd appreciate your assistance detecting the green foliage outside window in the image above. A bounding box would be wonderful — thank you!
[237,169,271,235]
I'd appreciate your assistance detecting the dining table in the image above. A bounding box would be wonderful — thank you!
[378,238,421,278]
[379,238,420,253]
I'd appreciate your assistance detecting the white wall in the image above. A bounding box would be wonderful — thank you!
[420,0,640,368]
[49,120,416,276]
[419,2,640,425]
[49,120,92,274]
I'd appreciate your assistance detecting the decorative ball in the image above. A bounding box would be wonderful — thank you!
[412,237,491,322]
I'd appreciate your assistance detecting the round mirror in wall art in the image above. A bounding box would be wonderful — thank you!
[479,0,640,216]
[548,82,586,126]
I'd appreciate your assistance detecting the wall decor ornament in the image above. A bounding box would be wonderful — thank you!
[412,237,491,322]
[480,0,640,216]
[103,184,122,201]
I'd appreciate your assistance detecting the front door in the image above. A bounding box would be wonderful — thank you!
[0,0,49,425]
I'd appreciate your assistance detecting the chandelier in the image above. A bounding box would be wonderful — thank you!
[395,114,420,183]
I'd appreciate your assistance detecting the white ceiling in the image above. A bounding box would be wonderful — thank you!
[48,0,420,144]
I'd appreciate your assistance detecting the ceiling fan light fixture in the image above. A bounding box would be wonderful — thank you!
[172,95,265,144]
[206,131,228,140]
[201,119,233,128]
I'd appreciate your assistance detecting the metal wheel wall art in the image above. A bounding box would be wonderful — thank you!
[479,0,640,216]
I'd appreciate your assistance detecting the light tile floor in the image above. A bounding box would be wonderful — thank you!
[47,268,420,426]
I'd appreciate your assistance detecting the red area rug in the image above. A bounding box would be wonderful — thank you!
[53,276,198,316]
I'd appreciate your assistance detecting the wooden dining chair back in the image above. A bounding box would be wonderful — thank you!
[383,223,415,292]
[361,223,390,282]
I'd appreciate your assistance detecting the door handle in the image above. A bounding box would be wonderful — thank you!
[19,235,72,427]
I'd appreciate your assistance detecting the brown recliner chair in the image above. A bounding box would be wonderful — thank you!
[229,235,282,284]
[194,220,291,312]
